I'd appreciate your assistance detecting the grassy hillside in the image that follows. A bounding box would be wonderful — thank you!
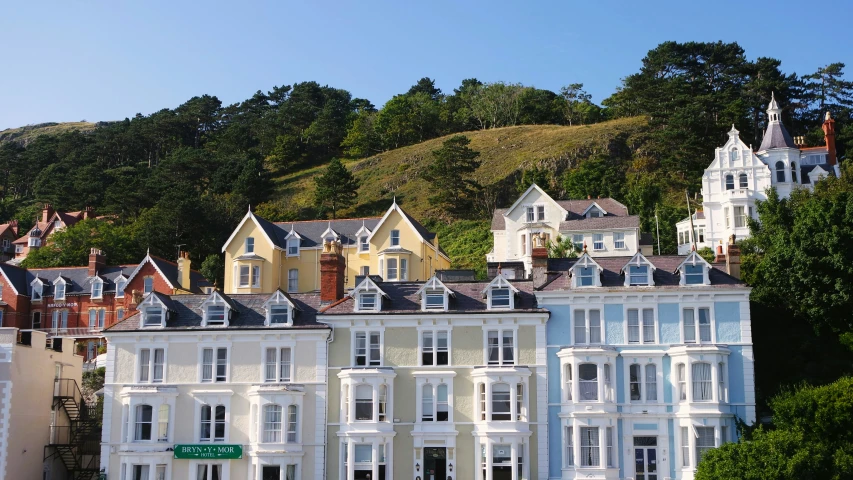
[0,121,96,145]
[273,116,650,220]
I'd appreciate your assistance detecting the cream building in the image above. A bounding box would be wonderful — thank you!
[488,185,651,276]
[318,260,550,480]
[99,290,331,480]
[222,201,450,294]
[0,328,86,480]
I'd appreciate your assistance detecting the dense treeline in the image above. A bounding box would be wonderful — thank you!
[0,41,850,268]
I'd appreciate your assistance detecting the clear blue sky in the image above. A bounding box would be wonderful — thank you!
[2,0,851,130]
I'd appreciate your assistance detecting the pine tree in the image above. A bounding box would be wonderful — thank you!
[421,135,481,218]
[314,158,360,219]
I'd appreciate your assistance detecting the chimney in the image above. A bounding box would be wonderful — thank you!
[320,240,345,303]
[41,203,54,223]
[725,235,741,279]
[531,233,549,286]
[88,248,106,277]
[177,251,192,291]
[83,206,94,220]
[823,111,837,167]
[8,220,17,235]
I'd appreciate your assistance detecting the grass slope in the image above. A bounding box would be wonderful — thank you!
[0,122,96,145]
[274,116,649,220]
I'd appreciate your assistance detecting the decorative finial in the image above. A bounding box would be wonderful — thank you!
[583,242,588,254]
[392,195,397,205]
[826,111,832,121]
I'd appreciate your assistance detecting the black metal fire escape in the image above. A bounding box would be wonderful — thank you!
[44,378,102,480]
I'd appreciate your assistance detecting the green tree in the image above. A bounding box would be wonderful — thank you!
[21,219,141,268]
[421,135,481,218]
[696,377,853,479]
[313,158,360,219]
[200,254,225,289]
[548,235,578,258]
[562,156,625,199]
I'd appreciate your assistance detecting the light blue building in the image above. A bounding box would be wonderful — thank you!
[534,250,754,480]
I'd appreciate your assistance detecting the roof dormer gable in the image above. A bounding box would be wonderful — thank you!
[52,276,70,300]
[621,252,656,287]
[90,276,105,299]
[200,290,234,327]
[503,183,567,222]
[582,202,608,218]
[30,277,46,300]
[263,289,298,326]
[352,276,388,312]
[417,276,455,311]
[570,253,602,288]
[482,275,519,310]
[320,224,339,243]
[138,293,170,328]
[676,251,712,286]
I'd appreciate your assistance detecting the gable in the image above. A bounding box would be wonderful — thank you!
[221,211,279,254]
[503,184,565,221]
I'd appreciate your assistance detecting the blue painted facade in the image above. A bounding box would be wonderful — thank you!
[539,271,754,480]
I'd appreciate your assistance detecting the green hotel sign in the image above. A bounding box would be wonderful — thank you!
[174,444,243,460]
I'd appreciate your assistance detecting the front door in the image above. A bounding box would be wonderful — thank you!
[424,447,446,480]
[634,436,658,480]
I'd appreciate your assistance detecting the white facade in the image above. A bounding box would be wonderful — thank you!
[490,185,645,274]
[677,95,839,255]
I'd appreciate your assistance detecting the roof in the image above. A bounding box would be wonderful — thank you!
[274,217,383,248]
[0,263,29,295]
[679,211,705,223]
[321,280,545,315]
[491,197,631,230]
[559,215,640,231]
[0,223,16,238]
[22,265,137,297]
[758,122,795,151]
[539,255,745,291]
[105,293,330,332]
[13,222,49,244]
[148,256,209,293]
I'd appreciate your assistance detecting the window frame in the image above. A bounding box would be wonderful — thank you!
[286,238,300,257]
[287,269,298,293]
[262,345,294,383]
[353,330,383,367]
[390,229,401,247]
[91,278,103,299]
[682,306,713,344]
[54,279,67,301]
[134,404,154,442]
[359,236,369,253]
[137,346,167,384]
[484,328,517,366]
[141,305,166,328]
[613,231,626,250]
[419,328,450,366]
[573,308,602,345]
[245,237,255,254]
[88,308,106,331]
[199,404,227,443]
[199,345,230,383]
[592,233,604,251]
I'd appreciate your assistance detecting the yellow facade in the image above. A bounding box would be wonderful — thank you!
[222,205,450,294]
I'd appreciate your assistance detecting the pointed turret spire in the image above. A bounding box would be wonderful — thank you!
[759,92,795,151]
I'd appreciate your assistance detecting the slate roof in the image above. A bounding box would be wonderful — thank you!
[105,293,330,332]
[148,256,211,292]
[758,122,796,151]
[271,218,380,248]
[0,263,30,295]
[491,198,632,231]
[559,215,640,231]
[538,255,744,291]
[321,280,545,315]
[20,265,136,297]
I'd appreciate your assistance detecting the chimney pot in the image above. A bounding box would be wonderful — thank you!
[41,203,54,224]
[822,112,837,166]
[177,252,192,291]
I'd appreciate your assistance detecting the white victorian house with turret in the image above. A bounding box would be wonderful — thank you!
[677,94,841,255]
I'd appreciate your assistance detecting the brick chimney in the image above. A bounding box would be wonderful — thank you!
[320,240,345,304]
[823,111,837,167]
[8,220,17,235]
[83,206,94,220]
[725,235,741,279]
[88,248,106,276]
[41,203,54,223]
[177,251,192,291]
[531,233,549,286]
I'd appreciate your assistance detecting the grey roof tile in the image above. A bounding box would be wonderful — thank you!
[759,122,795,151]
[559,215,640,231]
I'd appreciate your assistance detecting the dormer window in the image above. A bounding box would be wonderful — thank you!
[491,288,510,308]
[588,209,602,218]
[54,281,66,300]
[206,306,226,325]
[360,236,369,252]
[571,254,603,288]
[269,305,289,324]
[263,290,295,326]
[629,266,648,285]
[484,276,517,310]
[54,220,62,229]
[390,230,400,247]
[684,265,704,284]
[142,307,165,327]
[245,237,255,254]
[425,290,445,309]
[91,278,103,299]
[622,253,655,287]
[32,281,43,301]
[359,294,378,311]
[578,268,595,286]
[677,252,711,286]
[418,277,454,311]
[287,238,300,257]
[116,278,127,298]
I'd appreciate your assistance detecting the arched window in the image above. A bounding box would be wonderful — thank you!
[134,404,153,441]
[791,162,798,183]
[355,385,373,421]
[565,364,573,401]
[739,173,748,188]
[263,404,282,442]
[776,161,786,182]
[286,405,298,442]
[725,174,734,190]
[491,383,512,421]
[578,364,598,401]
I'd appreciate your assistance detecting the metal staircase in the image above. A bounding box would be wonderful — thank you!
[44,378,102,480]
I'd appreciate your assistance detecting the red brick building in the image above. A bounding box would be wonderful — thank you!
[12,203,94,261]
[0,249,211,359]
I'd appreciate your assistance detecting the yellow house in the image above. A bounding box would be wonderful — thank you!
[222,201,451,294]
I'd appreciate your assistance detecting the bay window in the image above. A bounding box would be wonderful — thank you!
[491,384,512,420]
[692,362,713,401]
[580,427,600,467]
[134,405,153,441]
[578,364,598,401]
[354,385,373,421]
[696,426,715,463]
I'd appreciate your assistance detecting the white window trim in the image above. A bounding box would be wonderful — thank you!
[200,293,231,327]
[572,255,602,288]
[192,392,234,444]
[31,279,44,301]
[352,277,387,313]
[482,326,518,366]
[413,371,456,423]
[121,393,178,445]
[613,231,627,250]
[681,304,715,344]
[198,343,232,384]
[418,327,452,367]
[263,291,295,326]
[624,305,658,344]
[678,252,711,286]
[390,229,401,247]
[573,307,604,345]
[91,277,104,299]
[352,328,385,367]
[286,238,300,257]
[259,340,296,383]
[115,276,127,298]
[136,345,168,384]
[625,358,661,404]
[53,278,68,301]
